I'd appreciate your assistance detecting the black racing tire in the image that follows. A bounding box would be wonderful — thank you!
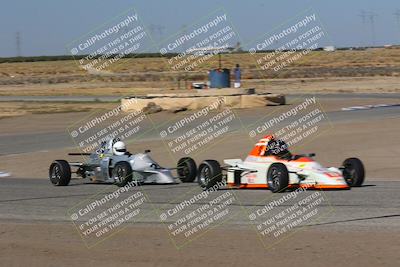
[49,160,71,186]
[198,160,222,190]
[112,161,133,187]
[342,158,365,187]
[267,163,289,193]
[177,157,197,183]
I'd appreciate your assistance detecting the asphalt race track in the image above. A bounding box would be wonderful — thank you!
[0,178,399,231]
[1,95,400,155]
[1,95,400,230]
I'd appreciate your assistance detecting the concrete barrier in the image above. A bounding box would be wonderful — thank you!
[121,93,285,113]
[146,88,256,98]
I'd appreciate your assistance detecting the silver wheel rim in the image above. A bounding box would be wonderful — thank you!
[115,166,126,183]
[199,166,210,186]
[51,165,61,183]
[179,163,189,178]
[344,166,356,184]
[269,168,281,189]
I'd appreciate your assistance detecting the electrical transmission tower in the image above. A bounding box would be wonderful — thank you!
[149,24,165,40]
[394,9,400,44]
[358,10,367,47]
[16,32,21,57]
[156,25,165,37]
[368,11,378,46]
[394,9,400,24]
[359,10,367,24]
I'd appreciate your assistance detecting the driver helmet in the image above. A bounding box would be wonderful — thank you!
[113,141,127,156]
[257,135,275,155]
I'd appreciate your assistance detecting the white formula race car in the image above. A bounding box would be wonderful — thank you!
[49,138,197,186]
[197,136,365,192]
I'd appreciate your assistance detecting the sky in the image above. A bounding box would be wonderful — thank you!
[1,0,400,57]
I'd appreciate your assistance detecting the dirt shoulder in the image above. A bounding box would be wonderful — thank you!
[0,222,398,267]
[1,76,400,97]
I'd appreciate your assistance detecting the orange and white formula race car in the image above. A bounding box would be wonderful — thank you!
[197,135,365,192]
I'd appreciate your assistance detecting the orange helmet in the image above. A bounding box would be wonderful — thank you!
[254,135,275,155]
[257,135,275,145]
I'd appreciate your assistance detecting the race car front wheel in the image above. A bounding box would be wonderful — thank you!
[198,160,222,190]
[177,157,197,183]
[49,160,71,186]
[342,158,365,187]
[112,162,133,187]
[267,163,289,193]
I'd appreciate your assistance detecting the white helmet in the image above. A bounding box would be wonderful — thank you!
[113,141,126,156]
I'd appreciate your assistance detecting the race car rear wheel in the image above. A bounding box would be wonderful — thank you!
[198,160,222,190]
[267,163,289,193]
[49,160,71,186]
[112,162,133,187]
[177,157,197,182]
[342,158,365,187]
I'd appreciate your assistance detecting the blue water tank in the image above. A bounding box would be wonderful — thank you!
[208,69,230,88]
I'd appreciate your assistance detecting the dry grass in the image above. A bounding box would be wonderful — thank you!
[0,47,399,97]
[1,47,399,76]
[0,101,113,119]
